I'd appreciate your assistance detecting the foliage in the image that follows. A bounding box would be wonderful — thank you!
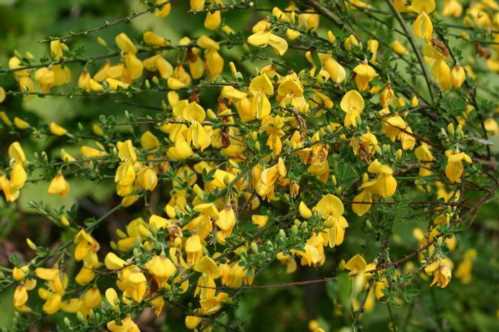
[0,0,498,331]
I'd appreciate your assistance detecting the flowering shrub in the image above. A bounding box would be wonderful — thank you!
[0,0,498,331]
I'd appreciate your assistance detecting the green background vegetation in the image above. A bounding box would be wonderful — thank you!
[0,0,498,331]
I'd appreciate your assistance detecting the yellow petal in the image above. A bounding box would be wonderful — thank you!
[145,255,177,279]
[352,190,372,216]
[115,33,137,54]
[314,194,344,218]
[205,11,222,30]
[340,90,365,114]
[413,12,433,40]
[299,201,313,219]
[143,31,168,47]
[324,57,346,83]
[167,137,194,161]
[104,252,127,270]
[194,256,219,278]
[140,131,160,150]
[49,122,67,136]
[48,174,70,196]
[268,33,288,55]
[410,0,436,14]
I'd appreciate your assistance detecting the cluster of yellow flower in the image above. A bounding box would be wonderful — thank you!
[0,0,497,330]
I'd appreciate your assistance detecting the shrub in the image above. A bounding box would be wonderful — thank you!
[0,0,498,331]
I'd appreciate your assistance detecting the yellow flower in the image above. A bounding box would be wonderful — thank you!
[105,288,119,308]
[115,162,136,187]
[314,194,344,218]
[220,262,253,288]
[451,65,466,88]
[10,162,27,190]
[107,316,140,332]
[255,163,281,200]
[323,56,346,83]
[442,0,462,17]
[249,73,274,95]
[104,252,127,270]
[194,256,220,279]
[205,49,224,79]
[361,160,397,198]
[445,150,472,183]
[251,215,269,228]
[189,122,212,151]
[367,39,379,63]
[12,265,29,281]
[299,201,313,219]
[432,60,452,90]
[78,70,103,92]
[48,173,70,196]
[456,249,477,284]
[298,11,320,31]
[185,234,203,266]
[79,287,102,316]
[49,122,67,136]
[276,252,297,273]
[382,115,415,150]
[14,284,30,312]
[352,189,373,216]
[190,0,205,12]
[353,63,377,91]
[0,86,6,103]
[80,145,107,158]
[340,90,365,127]
[205,10,221,30]
[136,167,158,191]
[14,116,31,130]
[197,35,219,50]
[296,234,326,266]
[391,40,408,55]
[484,118,498,134]
[286,28,301,40]
[344,254,376,275]
[115,33,137,54]
[154,0,171,17]
[413,12,433,40]
[409,0,436,14]
[344,34,361,50]
[185,315,202,329]
[145,255,177,287]
[247,31,288,56]
[352,132,379,160]
[74,229,100,266]
[50,40,67,60]
[75,266,95,285]
[415,143,434,176]
[34,67,55,92]
[425,257,453,288]
[143,31,168,47]
[117,265,148,302]
[123,53,143,81]
[9,141,26,165]
[314,194,349,247]
[309,320,326,332]
[220,85,247,100]
[216,206,237,243]
[167,137,194,160]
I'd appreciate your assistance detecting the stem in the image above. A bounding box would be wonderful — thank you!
[401,301,415,332]
[387,301,399,332]
[384,0,435,104]
[305,0,358,38]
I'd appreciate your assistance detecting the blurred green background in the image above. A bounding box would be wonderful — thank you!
[0,0,498,331]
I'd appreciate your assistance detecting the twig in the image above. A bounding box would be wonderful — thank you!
[384,0,435,104]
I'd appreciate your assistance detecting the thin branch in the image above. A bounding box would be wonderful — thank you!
[384,0,435,104]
